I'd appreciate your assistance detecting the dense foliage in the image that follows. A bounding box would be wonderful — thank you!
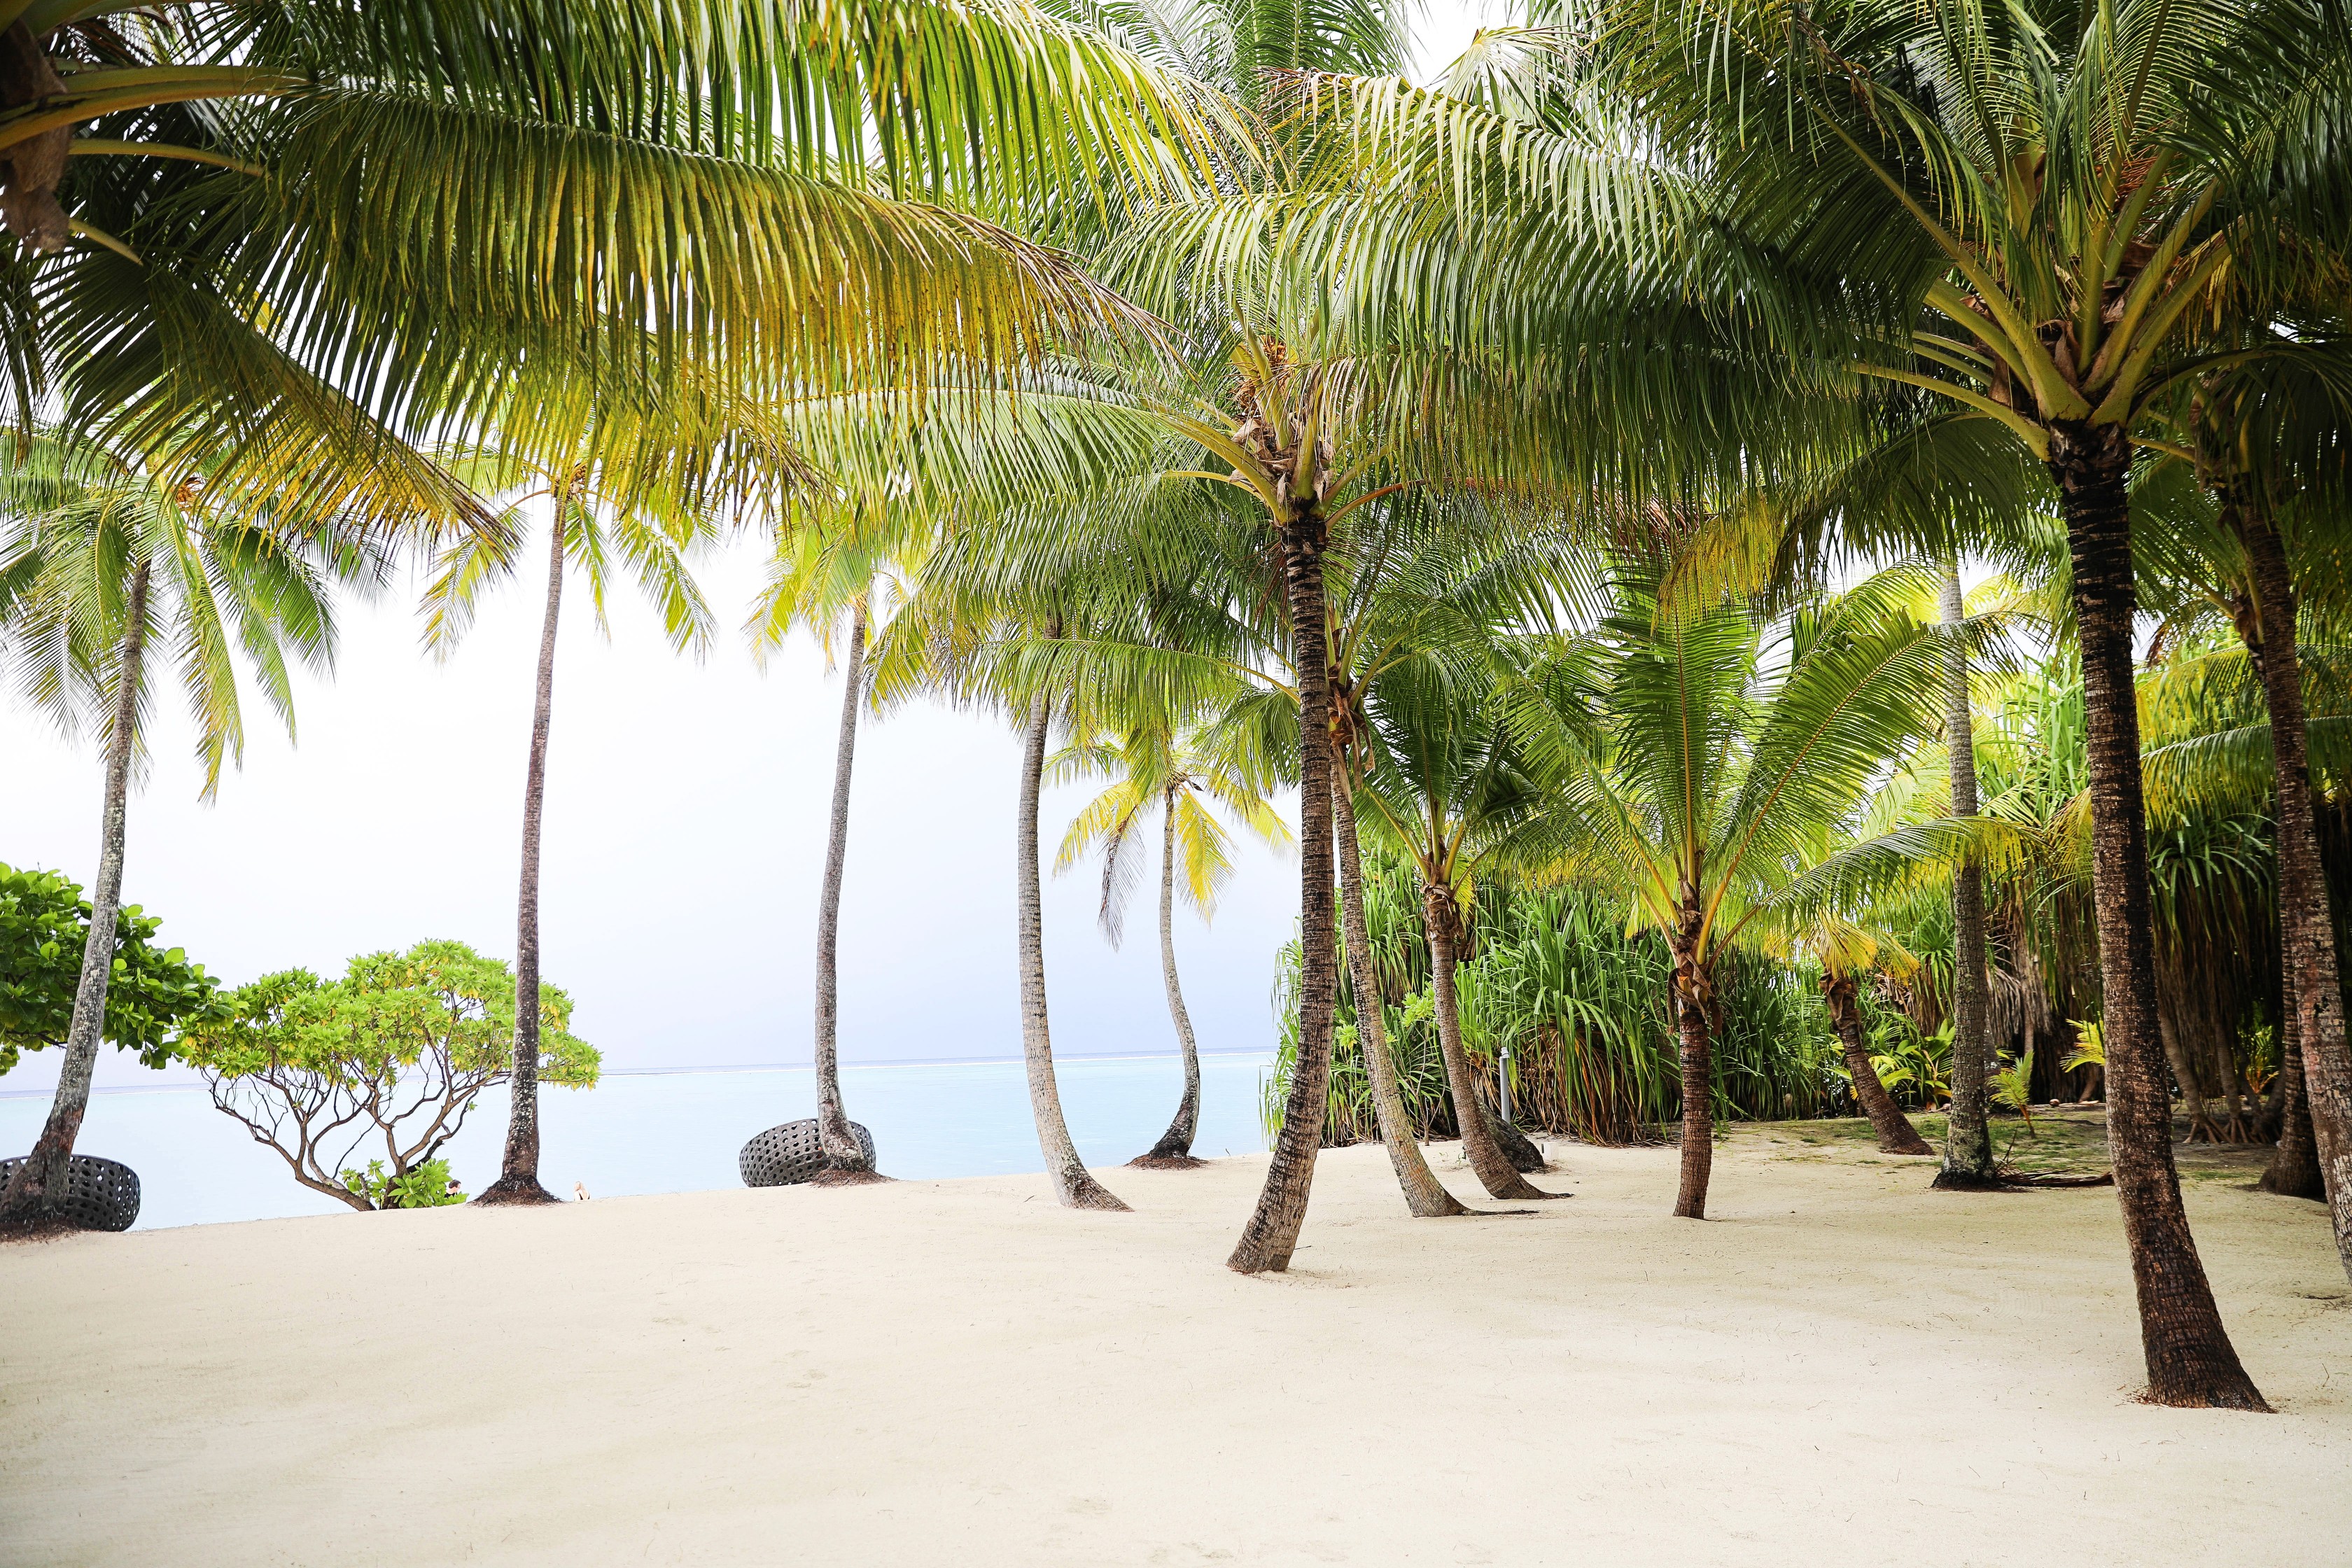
[176,940,598,1212]
[0,862,219,1077]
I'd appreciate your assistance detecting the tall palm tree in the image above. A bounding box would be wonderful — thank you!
[2137,372,2352,1271]
[0,430,370,1226]
[1054,709,1292,1166]
[1508,564,1961,1219]
[421,443,717,1204]
[1567,0,2350,1408]
[1937,563,1999,1185]
[747,507,923,1183]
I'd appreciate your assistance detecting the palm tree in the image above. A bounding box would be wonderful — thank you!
[1054,709,1292,1166]
[1268,0,2332,1406]
[420,444,717,1204]
[5,1,1226,468]
[1937,564,2000,1186]
[1346,612,1565,1201]
[748,508,920,1183]
[1763,904,1937,1156]
[1565,0,2348,1408]
[2136,376,2352,1272]
[0,431,370,1226]
[1508,563,1960,1219]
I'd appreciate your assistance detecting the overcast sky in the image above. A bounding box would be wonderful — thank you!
[1,4,1497,1096]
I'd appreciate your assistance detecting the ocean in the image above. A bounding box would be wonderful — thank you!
[0,1050,1275,1229]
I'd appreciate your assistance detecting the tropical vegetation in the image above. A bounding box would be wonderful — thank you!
[0,0,2346,1420]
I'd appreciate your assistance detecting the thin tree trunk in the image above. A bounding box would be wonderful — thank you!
[1229,507,1338,1272]
[1,561,149,1227]
[2052,427,2267,1408]
[2235,507,2352,1273]
[1332,777,1466,1215]
[1133,787,1205,1168]
[1424,882,1553,1200]
[2160,1007,2216,1142]
[811,598,882,1183]
[478,518,565,1205]
[2261,969,2325,1198]
[1824,967,1933,1155]
[1016,687,1128,1211]
[1937,562,1998,1186]
[1671,925,1714,1219]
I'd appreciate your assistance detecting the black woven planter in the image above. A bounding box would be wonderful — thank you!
[0,1153,141,1231]
[740,1119,876,1187]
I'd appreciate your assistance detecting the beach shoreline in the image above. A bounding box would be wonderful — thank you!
[5,1126,2344,1566]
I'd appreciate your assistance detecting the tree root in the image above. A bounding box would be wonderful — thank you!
[1127,1152,1210,1170]
[0,1217,80,1245]
[808,1167,892,1187]
[470,1176,561,1205]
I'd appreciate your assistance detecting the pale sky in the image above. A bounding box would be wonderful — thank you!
[1,3,1499,1097]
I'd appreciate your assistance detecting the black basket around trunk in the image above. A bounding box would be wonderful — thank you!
[0,1153,141,1231]
[739,1119,876,1187]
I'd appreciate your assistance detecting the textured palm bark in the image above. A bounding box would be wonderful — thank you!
[1424,884,1554,1200]
[2261,974,2325,1199]
[811,600,883,1184]
[1823,968,1933,1155]
[1331,780,1466,1214]
[1132,791,1206,1168]
[478,521,566,1206]
[2234,508,2352,1273]
[2053,426,2267,1408]
[1670,918,1714,1219]
[1016,690,1128,1211]
[1229,511,1338,1271]
[0,561,149,1226]
[1936,564,1999,1187]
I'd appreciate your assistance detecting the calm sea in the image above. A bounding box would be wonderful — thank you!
[0,1050,1274,1230]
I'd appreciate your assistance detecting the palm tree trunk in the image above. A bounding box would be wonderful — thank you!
[1423,882,1553,1200]
[1333,778,1465,1215]
[1823,967,1933,1155]
[1,561,149,1228]
[1229,507,1338,1272]
[2234,507,2352,1273]
[478,519,565,1206]
[1133,787,1205,1168]
[2262,970,2325,1198]
[2051,427,2267,1408]
[1937,562,1998,1186]
[811,598,881,1182]
[2160,1006,2216,1142]
[1016,687,1128,1211]
[1670,912,1714,1219]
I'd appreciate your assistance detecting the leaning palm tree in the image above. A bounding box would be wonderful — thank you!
[746,505,923,1183]
[1348,618,1567,1200]
[1054,707,1292,1166]
[0,430,372,1226]
[1507,561,1961,1219]
[420,441,718,1205]
[1757,897,1937,1156]
[6,1,1228,481]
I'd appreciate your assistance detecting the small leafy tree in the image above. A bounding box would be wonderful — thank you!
[0,863,220,1077]
[178,941,598,1212]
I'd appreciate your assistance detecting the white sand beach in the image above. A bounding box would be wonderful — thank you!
[6,1128,2347,1567]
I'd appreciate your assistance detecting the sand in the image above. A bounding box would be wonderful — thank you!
[4,1123,2348,1567]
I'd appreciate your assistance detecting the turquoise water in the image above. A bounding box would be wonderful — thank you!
[0,1051,1273,1230]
